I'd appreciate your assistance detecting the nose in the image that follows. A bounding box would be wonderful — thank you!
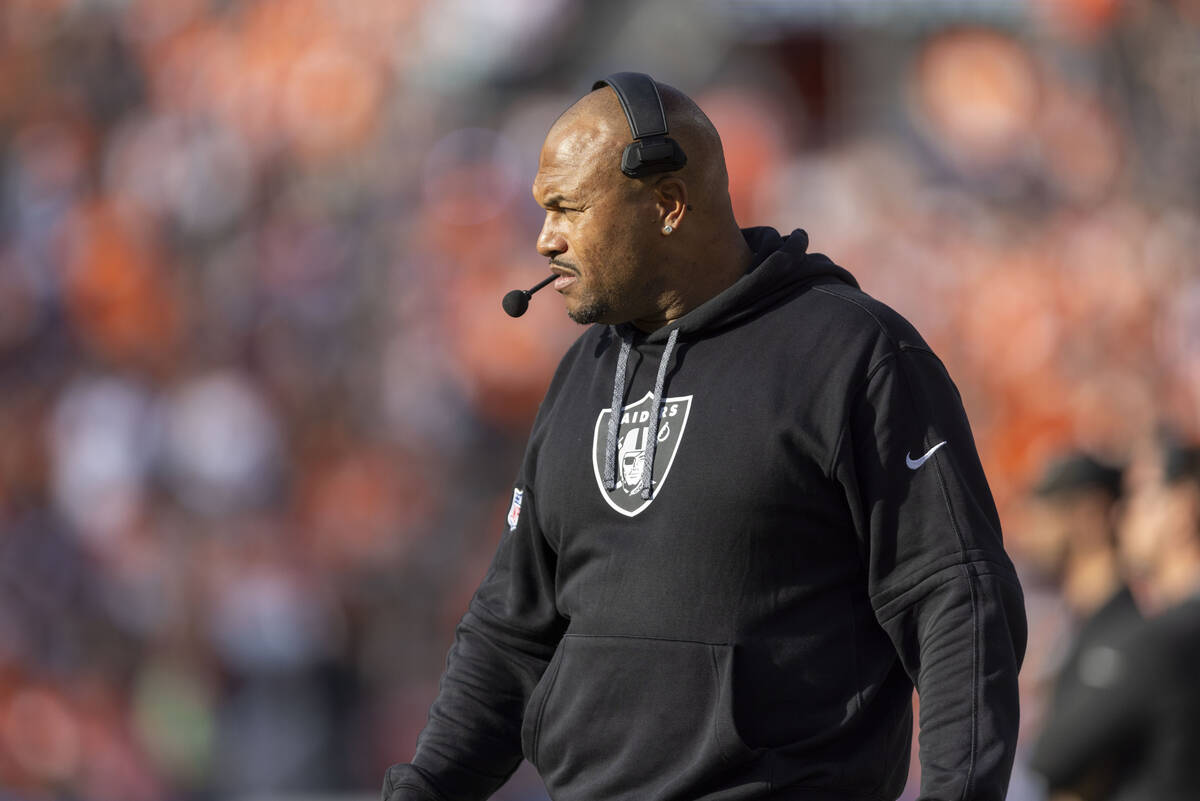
[536,217,566,259]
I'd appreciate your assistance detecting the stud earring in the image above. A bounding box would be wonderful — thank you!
[662,224,674,235]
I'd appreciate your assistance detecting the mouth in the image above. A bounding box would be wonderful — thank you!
[549,262,579,292]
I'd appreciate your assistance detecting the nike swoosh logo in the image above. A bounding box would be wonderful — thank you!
[906,441,947,470]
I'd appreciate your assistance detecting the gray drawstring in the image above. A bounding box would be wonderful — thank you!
[602,327,680,500]
[603,331,633,491]
[638,328,678,499]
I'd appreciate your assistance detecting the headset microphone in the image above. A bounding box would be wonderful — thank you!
[502,274,556,318]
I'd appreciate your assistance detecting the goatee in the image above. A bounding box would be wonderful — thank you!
[567,299,612,325]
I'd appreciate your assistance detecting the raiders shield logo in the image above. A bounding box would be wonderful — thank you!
[591,391,693,517]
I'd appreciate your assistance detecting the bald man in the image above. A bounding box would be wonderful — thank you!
[383,74,1026,801]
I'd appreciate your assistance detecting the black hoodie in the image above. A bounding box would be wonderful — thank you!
[384,228,1027,801]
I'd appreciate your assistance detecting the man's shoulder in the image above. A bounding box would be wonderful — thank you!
[780,279,933,358]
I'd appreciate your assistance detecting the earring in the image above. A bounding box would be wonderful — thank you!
[662,224,674,235]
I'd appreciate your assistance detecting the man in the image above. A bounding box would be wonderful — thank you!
[383,74,1026,801]
[1028,443,1200,800]
[1022,452,1142,795]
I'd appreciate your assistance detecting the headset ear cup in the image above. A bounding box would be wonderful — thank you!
[620,144,639,176]
[620,138,687,178]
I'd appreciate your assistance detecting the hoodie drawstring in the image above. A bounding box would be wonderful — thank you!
[603,327,679,501]
[638,328,678,499]
[603,331,632,491]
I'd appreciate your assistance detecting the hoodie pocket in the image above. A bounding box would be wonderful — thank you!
[520,634,763,801]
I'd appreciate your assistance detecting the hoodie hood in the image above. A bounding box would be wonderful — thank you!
[640,226,859,344]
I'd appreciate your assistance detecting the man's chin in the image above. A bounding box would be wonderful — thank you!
[566,299,613,326]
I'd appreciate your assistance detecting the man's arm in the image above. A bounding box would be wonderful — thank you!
[383,482,567,801]
[837,346,1027,801]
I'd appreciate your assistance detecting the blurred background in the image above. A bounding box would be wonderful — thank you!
[1,0,1199,799]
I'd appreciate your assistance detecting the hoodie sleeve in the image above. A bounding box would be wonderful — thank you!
[381,470,567,801]
[835,345,1027,801]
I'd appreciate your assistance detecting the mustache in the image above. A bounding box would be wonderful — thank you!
[549,258,579,275]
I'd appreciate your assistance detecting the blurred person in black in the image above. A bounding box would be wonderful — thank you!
[1021,453,1141,678]
[383,74,1026,801]
[1024,452,1142,796]
[1030,443,1200,801]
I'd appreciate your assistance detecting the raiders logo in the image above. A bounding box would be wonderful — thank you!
[591,391,693,517]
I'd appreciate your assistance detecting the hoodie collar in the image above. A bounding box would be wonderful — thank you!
[639,227,858,344]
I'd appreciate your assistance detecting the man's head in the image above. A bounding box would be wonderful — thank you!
[531,76,743,330]
[1018,451,1124,583]
[1120,442,1200,605]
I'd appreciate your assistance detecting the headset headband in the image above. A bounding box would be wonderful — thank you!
[592,72,688,178]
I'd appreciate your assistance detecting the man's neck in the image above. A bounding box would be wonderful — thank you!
[633,228,754,332]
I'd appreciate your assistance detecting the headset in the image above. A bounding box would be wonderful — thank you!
[592,72,688,178]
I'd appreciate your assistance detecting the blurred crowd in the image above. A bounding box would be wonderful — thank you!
[1,0,1199,799]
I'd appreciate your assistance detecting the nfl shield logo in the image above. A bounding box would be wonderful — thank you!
[507,488,523,530]
[591,392,693,517]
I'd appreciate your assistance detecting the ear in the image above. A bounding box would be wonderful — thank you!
[653,177,689,231]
